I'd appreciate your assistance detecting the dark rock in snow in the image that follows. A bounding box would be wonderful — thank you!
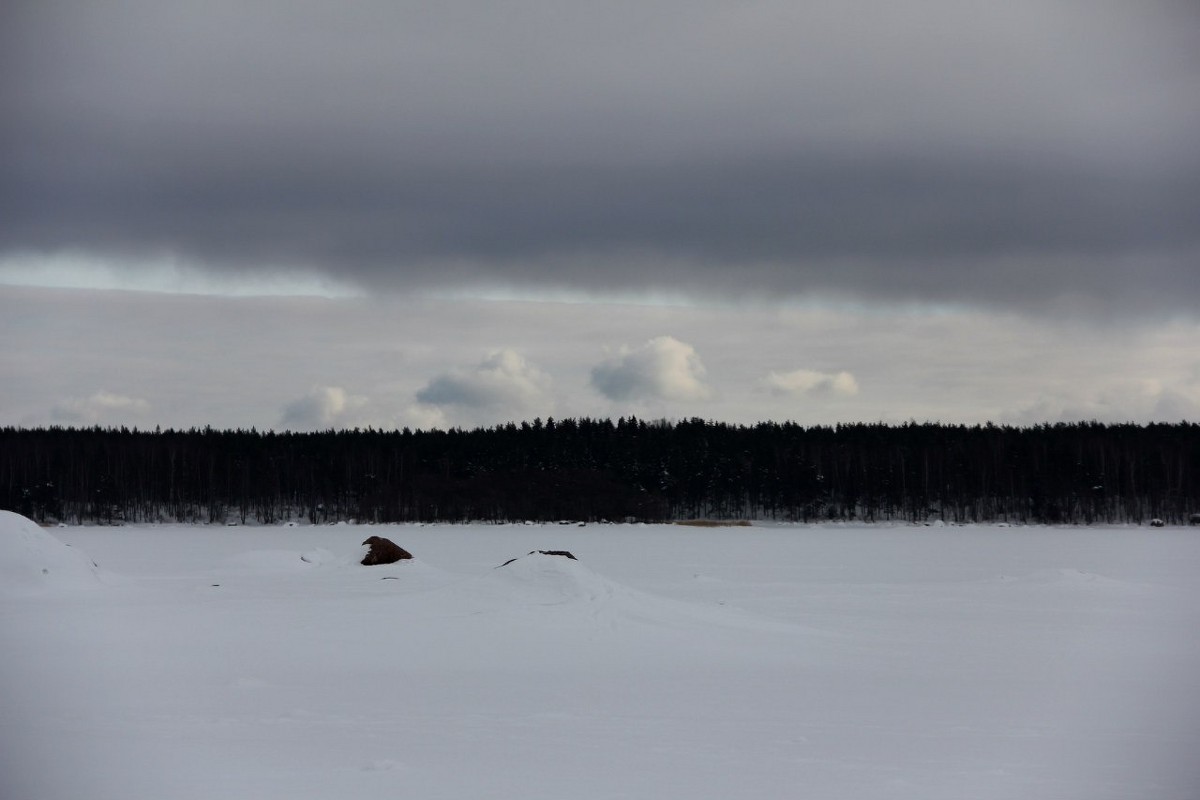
[498,550,578,568]
[533,550,577,560]
[360,536,413,566]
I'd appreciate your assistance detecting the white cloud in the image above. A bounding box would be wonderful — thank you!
[280,386,369,430]
[1151,388,1200,421]
[0,250,361,298]
[6,287,1199,433]
[414,350,554,425]
[1005,377,1200,425]
[591,335,711,402]
[399,403,449,432]
[762,369,859,398]
[51,390,150,425]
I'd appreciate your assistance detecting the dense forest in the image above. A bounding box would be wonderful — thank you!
[2,419,1198,526]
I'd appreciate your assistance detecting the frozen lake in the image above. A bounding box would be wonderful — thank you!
[3,517,1199,799]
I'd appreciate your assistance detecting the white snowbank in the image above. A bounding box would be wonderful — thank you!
[0,510,103,595]
[7,523,1198,800]
[490,551,621,605]
[213,542,445,597]
[473,551,806,639]
[220,542,417,573]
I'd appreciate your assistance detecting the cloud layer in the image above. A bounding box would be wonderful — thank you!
[763,369,859,398]
[52,391,151,425]
[3,2,1198,315]
[3,287,1198,432]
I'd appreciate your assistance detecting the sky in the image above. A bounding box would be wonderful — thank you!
[2,1,1198,431]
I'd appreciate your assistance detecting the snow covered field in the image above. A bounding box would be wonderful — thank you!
[3,513,1199,799]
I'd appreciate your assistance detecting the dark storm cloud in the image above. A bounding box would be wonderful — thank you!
[3,1,1198,314]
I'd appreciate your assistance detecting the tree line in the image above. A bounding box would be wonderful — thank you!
[1,419,1197,526]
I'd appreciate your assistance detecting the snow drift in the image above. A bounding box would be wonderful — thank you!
[5,523,1198,800]
[0,510,102,595]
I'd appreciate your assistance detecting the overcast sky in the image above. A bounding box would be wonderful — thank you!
[2,1,1198,430]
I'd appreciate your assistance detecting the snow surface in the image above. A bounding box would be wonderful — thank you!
[2,517,1199,799]
[0,510,104,595]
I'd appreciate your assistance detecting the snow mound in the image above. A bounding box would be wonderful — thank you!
[0,510,103,595]
[218,545,444,592]
[307,550,432,581]
[224,546,421,573]
[481,551,800,636]
[491,551,620,606]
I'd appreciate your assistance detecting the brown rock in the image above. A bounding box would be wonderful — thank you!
[360,536,414,566]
